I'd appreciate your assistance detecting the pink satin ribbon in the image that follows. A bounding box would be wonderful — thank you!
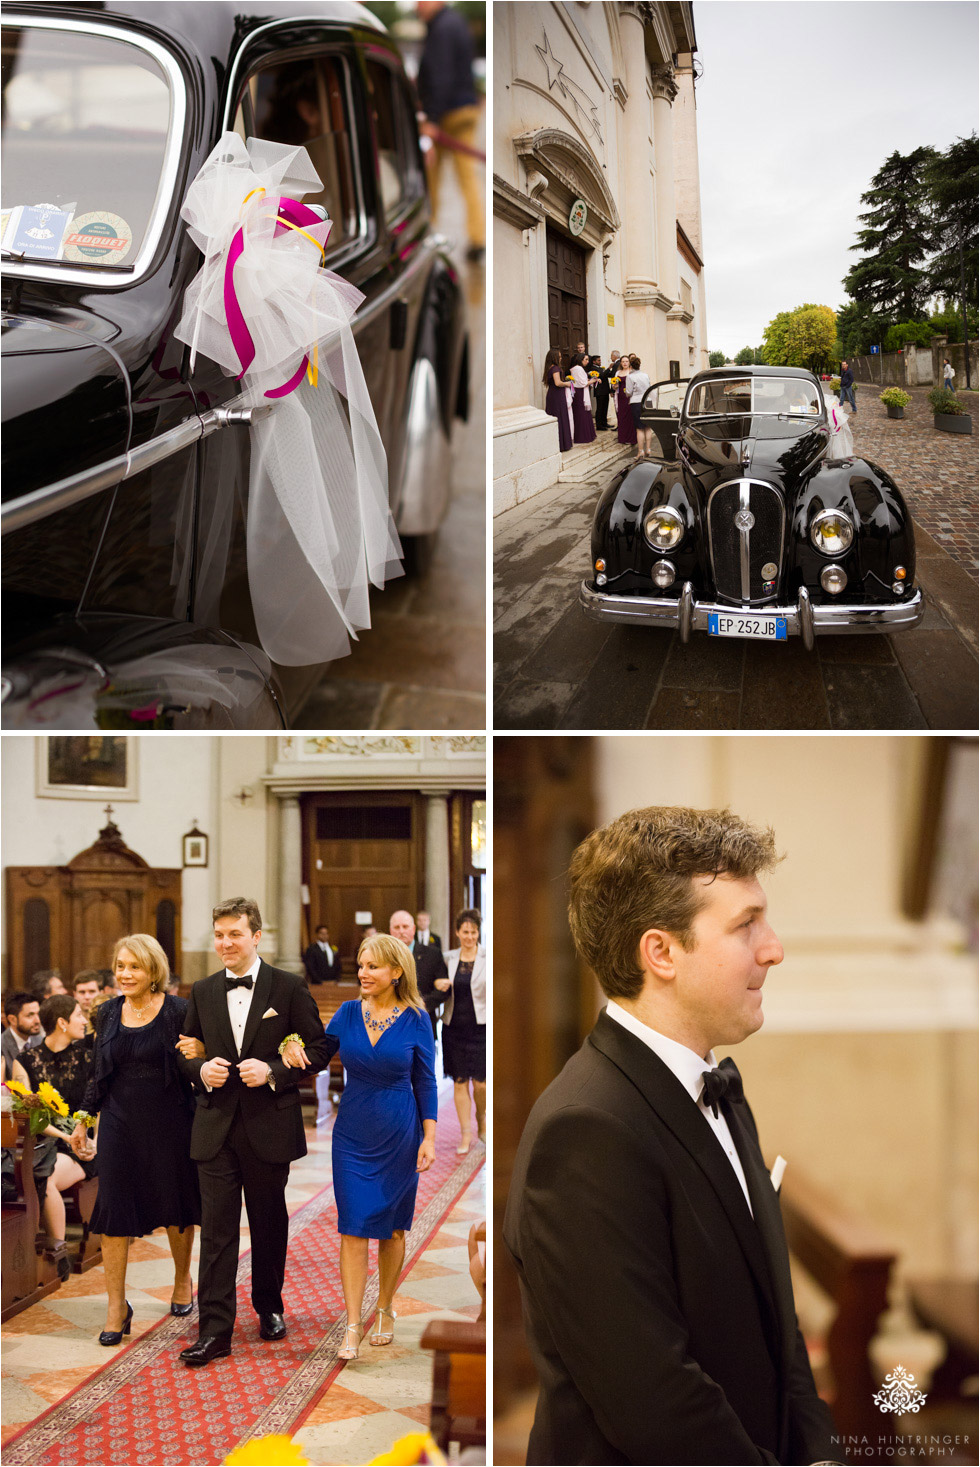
[223,195,328,398]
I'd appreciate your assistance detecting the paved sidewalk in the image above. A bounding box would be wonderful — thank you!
[493,443,978,731]
[844,382,978,578]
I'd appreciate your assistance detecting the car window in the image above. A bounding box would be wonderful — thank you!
[687,377,821,417]
[1,25,172,266]
[231,53,359,254]
[646,381,687,413]
[364,56,424,222]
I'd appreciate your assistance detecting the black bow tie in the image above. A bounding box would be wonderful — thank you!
[700,1057,744,1118]
[225,974,253,991]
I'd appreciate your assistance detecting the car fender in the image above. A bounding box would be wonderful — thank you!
[789,457,916,596]
[591,459,693,585]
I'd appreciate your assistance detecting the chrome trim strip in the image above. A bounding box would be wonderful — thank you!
[579,581,924,640]
[1,15,187,289]
[738,481,751,599]
[1,405,271,535]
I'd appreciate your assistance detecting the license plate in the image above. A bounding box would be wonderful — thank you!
[708,613,788,641]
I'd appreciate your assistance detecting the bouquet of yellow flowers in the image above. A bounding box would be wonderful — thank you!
[4,1079,87,1137]
[589,370,600,379]
[610,376,620,388]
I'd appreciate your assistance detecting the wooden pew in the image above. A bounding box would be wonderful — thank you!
[908,1278,979,1402]
[420,1318,486,1455]
[779,1165,897,1440]
[1,1114,62,1320]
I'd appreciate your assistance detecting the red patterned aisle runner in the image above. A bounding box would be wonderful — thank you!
[5,1098,484,1467]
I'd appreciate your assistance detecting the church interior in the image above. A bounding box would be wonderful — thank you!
[494,734,978,1466]
[2,734,487,1466]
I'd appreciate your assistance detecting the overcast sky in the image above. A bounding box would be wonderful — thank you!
[694,1,979,355]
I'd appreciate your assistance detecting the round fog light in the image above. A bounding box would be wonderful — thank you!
[892,581,904,595]
[651,559,676,589]
[596,573,608,587]
[819,564,847,595]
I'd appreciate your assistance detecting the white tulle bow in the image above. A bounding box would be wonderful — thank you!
[174,133,402,666]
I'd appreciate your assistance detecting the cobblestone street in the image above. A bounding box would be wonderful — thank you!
[493,393,978,731]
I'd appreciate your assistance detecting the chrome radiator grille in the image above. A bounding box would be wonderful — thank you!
[707,480,785,603]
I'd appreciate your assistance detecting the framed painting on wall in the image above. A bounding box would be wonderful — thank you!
[36,737,138,801]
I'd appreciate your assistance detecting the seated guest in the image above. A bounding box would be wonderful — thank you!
[543,348,573,453]
[15,994,96,1278]
[304,925,340,983]
[1,990,42,1070]
[31,970,66,1001]
[569,352,597,445]
[71,971,101,1021]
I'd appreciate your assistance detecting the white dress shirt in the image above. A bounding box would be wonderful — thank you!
[225,956,262,1054]
[605,1001,753,1216]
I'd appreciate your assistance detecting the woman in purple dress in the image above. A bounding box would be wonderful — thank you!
[543,348,573,452]
[616,354,637,446]
[569,352,596,444]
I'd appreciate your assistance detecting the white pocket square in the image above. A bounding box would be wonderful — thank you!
[262,1007,278,1019]
[770,1155,787,1192]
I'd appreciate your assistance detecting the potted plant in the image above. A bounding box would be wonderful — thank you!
[879,387,911,419]
[927,386,972,434]
[830,376,841,394]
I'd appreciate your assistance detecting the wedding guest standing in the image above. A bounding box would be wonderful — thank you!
[627,354,653,458]
[70,935,199,1345]
[543,348,573,452]
[17,994,94,1278]
[289,935,437,1362]
[434,910,486,1154]
[616,354,637,447]
[595,350,618,431]
[569,353,597,445]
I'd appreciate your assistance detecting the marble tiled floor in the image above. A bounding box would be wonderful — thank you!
[2,1083,486,1464]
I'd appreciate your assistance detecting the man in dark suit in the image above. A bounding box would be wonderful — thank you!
[1,991,42,1071]
[594,349,619,430]
[302,924,340,983]
[389,909,447,1040]
[176,897,330,1366]
[415,910,443,952]
[504,807,838,1466]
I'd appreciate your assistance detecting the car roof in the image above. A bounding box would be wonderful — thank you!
[5,2,387,59]
[691,365,819,383]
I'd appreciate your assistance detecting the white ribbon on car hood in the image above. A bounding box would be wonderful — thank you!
[174,132,402,666]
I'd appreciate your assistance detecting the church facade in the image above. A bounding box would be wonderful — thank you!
[493,0,710,511]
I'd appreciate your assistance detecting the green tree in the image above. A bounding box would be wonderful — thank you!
[763,304,837,371]
[836,300,887,359]
[753,347,765,365]
[884,320,934,352]
[734,346,756,365]
[843,147,938,318]
[708,350,726,367]
[924,133,978,312]
[930,301,979,337]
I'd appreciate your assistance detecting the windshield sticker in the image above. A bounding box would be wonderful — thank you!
[63,211,133,265]
[7,202,76,260]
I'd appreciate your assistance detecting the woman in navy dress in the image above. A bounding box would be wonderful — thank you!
[616,354,637,446]
[569,352,597,444]
[434,910,486,1155]
[319,934,437,1361]
[70,935,199,1345]
[543,347,573,451]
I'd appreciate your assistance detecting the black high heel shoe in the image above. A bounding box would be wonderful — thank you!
[170,1294,194,1318]
[99,1300,133,1346]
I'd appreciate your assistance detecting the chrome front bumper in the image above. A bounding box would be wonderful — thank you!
[579,581,923,650]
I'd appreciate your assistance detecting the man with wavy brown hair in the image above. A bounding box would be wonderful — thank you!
[504,807,837,1467]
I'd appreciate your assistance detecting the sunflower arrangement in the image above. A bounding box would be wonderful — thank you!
[4,1079,90,1137]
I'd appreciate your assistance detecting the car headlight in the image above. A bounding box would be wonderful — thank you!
[644,505,685,551]
[810,508,854,556]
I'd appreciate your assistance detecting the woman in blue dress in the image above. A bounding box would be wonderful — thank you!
[301,934,437,1361]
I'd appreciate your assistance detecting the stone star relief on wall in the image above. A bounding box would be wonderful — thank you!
[534,31,602,144]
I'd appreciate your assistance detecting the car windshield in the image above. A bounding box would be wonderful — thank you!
[1,25,173,267]
[687,376,822,418]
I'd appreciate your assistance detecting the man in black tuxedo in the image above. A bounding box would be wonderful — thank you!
[302,924,340,983]
[389,909,447,1040]
[415,910,443,952]
[504,807,838,1466]
[176,898,330,1365]
[594,349,619,430]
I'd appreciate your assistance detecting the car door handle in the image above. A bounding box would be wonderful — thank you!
[390,298,409,351]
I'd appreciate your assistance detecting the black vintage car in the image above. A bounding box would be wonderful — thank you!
[580,366,922,648]
[1,0,469,727]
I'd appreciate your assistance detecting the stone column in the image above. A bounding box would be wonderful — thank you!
[619,3,659,329]
[277,795,303,973]
[651,64,686,367]
[424,792,451,945]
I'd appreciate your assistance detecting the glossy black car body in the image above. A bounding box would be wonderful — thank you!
[580,366,922,648]
[1,0,469,727]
